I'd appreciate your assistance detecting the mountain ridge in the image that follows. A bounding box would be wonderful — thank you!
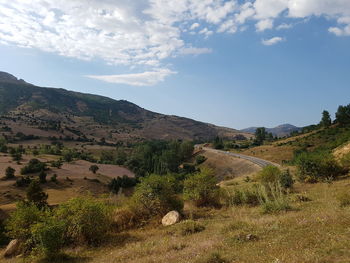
[241,123,302,137]
[0,72,250,142]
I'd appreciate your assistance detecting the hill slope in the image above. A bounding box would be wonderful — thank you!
[0,72,248,142]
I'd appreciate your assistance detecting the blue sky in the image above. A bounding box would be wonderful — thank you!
[1,0,350,129]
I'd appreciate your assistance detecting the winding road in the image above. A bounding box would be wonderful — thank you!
[198,146,279,168]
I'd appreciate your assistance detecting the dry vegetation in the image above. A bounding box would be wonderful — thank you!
[2,176,350,263]
[198,149,261,181]
[0,153,134,213]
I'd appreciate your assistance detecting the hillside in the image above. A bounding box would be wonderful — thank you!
[241,124,302,137]
[0,72,249,142]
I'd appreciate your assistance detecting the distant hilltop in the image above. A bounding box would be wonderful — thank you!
[241,124,302,137]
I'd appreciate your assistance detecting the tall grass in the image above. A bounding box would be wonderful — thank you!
[257,183,291,214]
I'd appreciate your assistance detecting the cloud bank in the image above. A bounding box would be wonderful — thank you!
[0,0,350,85]
[86,69,176,86]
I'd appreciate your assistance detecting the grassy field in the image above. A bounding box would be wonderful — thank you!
[2,175,349,263]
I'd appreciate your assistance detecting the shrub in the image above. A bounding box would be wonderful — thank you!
[50,160,63,169]
[177,220,205,236]
[39,170,47,183]
[31,217,65,258]
[5,202,46,244]
[108,175,137,194]
[0,220,9,247]
[55,197,113,245]
[129,175,183,218]
[279,169,294,188]
[183,168,221,207]
[195,155,207,165]
[50,174,58,183]
[89,165,99,174]
[26,180,48,209]
[21,159,46,175]
[257,165,281,184]
[225,187,260,207]
[5,166,15,179]
[295,152,344,182]
[15,176,32,187]
[337,192,350,207]
[257,183,291,214]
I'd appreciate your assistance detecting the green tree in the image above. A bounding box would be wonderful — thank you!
[213,136,224,149]
[39,170,47,183]
[89,165,99,174]
[26,180,48,209]
[5,166,15,179]
[255,127,267,145]
[335,104,350,126]
[183,168,221,207]
[320,110,332,127]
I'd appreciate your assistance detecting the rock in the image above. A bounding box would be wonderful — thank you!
[246,234,258,241]
[3,239,20,258]
[162,210,181,226]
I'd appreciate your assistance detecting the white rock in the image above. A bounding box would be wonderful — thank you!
[162,210,181,226]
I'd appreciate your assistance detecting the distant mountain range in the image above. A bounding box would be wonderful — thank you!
[0,71,250,142]
[241,124,302,137]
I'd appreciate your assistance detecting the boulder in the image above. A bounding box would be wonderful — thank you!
[3,239,20,258]
[162,210,181,226]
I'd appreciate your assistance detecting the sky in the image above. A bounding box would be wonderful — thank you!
[0,0,350,130]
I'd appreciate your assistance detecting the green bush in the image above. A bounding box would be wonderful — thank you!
[225,187,260,207]
[295,152,344,182]
[21,159,46,175]
[183,168,221,207]
[89,165,99,174]
[257,166,294,188]
[55,197,113,245]
[0,220,9,247]
[279,169,294,188]
[5,166,15,179]
[31,217,65,258]
[256,166,282,184]
[129,174,183,218]
[5,202,46,244]
[38,170,47,183]
[26,180,48,209]
[177,220,205,236]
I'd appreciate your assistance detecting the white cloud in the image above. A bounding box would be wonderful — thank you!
[86,68,176,86]
[199,27,214,38]
[276,23,293,30]
[190,22,200,30]
[179,47,212,55]
[329,26,350,36]
[261,36,284,46]
[256,19,273,31]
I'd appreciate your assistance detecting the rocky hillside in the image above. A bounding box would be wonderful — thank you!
[0,72,248,142]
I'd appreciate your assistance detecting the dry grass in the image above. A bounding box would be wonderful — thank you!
[0,154,134,213]
[199,150,261,181]
[240,145,297,164]
[2,177,350,263]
